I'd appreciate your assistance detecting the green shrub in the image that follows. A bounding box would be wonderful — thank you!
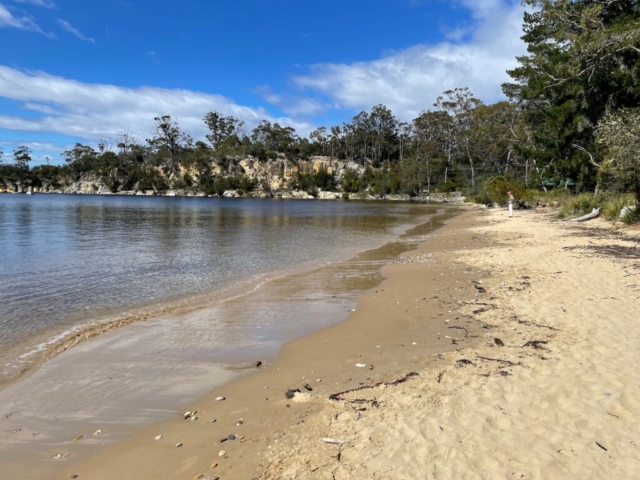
[439,179,457,193]
[602,194,636,220]
[472,191,493,206]
[483,174,526,206]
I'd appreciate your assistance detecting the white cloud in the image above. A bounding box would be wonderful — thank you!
[0,3,54,36]
[255,85,328,117]
[293,0,527,120]
[0,66,314,145]
[58,19,95,43]
[0,140,64,164]
[13,0,56,8]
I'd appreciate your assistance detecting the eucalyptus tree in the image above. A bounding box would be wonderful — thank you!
[329,125,343,159]
[398,122,413,163]
[433,88,483,188]
[148,115,192,177]
[310,127,328,155]
[413,109,454,185]
[251,121,299,160]
[203,111,245,151]
[13,146,32,169]
[369,104,399,164]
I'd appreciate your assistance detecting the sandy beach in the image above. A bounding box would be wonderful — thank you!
[5,205,640,479]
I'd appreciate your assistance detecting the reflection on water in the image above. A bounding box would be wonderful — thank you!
[0,194,438,379]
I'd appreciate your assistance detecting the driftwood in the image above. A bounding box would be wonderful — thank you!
[321,438,347,445]
[568,207,601,223]
[328,372,419,401]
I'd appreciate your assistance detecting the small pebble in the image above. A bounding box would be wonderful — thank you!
[228,434,236,440]
[71,476,78,479]
[176,443,183,448]
[93,430,102,436]
[154,435,163,441]
[218,449,226,457]
[215,397,226,401]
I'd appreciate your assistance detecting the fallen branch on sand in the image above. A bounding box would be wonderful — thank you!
[522,340,550,350]
[515,317,558,331]
[568,207,601,223]
[448,326,469,337]
[477,356,524,367]
[328,372,419,401]
[456,359,475,367]
[321,438,347,445]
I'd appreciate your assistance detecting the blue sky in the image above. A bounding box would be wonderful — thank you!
[0,0,527,165]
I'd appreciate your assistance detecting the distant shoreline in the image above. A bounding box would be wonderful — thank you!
[0,189,466,203]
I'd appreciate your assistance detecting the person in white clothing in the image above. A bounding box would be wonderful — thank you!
[508,191,514,218]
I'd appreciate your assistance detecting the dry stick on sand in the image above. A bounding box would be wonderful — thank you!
[448,326,469,337]
[328,372,419,401]
[476,356,524,367]
[522,340,550,350]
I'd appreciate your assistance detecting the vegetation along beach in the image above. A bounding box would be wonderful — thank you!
[1,0,640,479]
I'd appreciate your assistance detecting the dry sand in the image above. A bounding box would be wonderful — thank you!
[30,206,640,478]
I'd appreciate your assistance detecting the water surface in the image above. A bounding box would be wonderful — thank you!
[0,194,436,382]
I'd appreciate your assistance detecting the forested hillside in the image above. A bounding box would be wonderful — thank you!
[1,1,639,209]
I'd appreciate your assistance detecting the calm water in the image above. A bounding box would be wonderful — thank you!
[0,194,435,380]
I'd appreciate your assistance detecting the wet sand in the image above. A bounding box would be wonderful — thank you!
[1,206,463,479]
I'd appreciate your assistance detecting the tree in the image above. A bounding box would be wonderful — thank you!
[503,0,640,189]
[116,128,139,156]
[401,157,430,196]
[0,146,3,164]
[13,146,32,169]
[147,115,192,176]
[62,143,98,164]
[369,104,399,164]
[434,88,483,188]
[251,121,299,159]
[596,108,640,202]
[203,111,245,150]
[310,127,328,155]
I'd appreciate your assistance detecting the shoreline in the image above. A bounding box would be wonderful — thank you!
[0,197,443,391]
[34,206,481,480]
[0,205,460,479]
[0,190,465,203]
[36,206,640,480]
